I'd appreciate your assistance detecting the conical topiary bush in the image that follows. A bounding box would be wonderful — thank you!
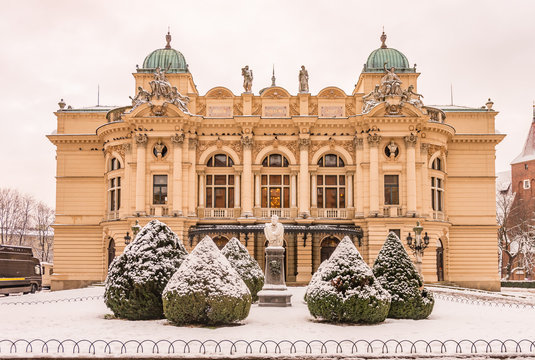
[104,220,188,320]
[372,232,434,319]
[163,236,252,325]
[221,237,264,302]
[305,236,391,324]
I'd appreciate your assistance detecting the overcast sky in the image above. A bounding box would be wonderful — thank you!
[1,0,534,207]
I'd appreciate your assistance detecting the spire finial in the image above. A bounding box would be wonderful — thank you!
[165,28,172,49]
[271,64,276,87]
[380,28,387,49]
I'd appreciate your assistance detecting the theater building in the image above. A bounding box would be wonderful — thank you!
[48,32,504,291]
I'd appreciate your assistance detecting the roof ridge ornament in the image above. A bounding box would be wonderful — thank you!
[271,64,276,87]
[165,28,171,49]
[380,29,387,49]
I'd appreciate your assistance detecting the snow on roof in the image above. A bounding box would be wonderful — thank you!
[511,120,535,165]
[496,170,511,192]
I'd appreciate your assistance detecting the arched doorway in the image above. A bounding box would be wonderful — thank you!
[436,238,444,281]
[264,240,287,281]
[213,235,229,250]
[107,238,116,269]
[320,236,340,263]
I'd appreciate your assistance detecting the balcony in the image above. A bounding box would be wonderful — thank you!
[260,208,291,219]
[106,211,119,221]
[432,211,446,221]
[203,208,237,219]
[317,208,347,219]
[382,206,403,217]
[150,206,169,217]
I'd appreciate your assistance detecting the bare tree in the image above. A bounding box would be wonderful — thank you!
[34,201,54,262]
[14,193,34,246]
[497,183,515,279]
[0,188,21,244]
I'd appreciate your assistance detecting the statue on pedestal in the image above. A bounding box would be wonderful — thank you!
[298,65,309,93]
[241,65,253,93]
[264,215,284,247]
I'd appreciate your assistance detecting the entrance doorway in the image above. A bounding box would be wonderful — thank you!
[436,239,444,281]
[107,238,116,269]
[320,236,340,263]
[213,235,229,250]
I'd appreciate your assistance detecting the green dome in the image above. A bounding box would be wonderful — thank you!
[139,32,188,74]
[363,33,415,73]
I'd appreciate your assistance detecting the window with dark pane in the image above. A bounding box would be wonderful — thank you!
[153,175,168,204]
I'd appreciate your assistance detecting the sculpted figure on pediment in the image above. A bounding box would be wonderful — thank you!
[380,62,402,96]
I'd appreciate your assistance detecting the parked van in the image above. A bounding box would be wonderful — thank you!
[41,262,53,289]
[0,245,42,295]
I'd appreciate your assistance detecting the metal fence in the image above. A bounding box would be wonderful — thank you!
[433,293,535,309]
[1,338,535,356]
[0,295,103,306]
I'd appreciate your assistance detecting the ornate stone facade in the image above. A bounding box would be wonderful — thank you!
[47,33,504,292]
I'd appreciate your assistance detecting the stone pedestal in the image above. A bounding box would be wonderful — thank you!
[257,246,292,307]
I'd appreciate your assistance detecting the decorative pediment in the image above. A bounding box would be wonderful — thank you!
[261,87,290,99]
[205,87,234,99]
[318,87,346,99]
[127,100,188,118]
[366,99,424,118]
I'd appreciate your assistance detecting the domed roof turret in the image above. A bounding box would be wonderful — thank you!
[139,32,188,74]
[363,32,415,73]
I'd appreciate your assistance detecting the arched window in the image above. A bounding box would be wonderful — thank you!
[261,154,290,210]
[205,154,235,210]
[213,235,229,250]
[318,154,344,167]
[317,154,346,210]
[320,236,340,263]
[432,157,442,171]
[207,154,234,167]
[110,157,121,171]
[262,154,289,167]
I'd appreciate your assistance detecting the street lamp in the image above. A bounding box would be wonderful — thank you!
[131,220,142,237]
[124,232,131,245]
[405,221,430,277]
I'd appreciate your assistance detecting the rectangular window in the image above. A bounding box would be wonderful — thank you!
[261,187,267,208]
[214,188,226,208]
[325,175,337,185]
[317,188,323,208]
[384,175,399,205]
[325,188,337,208]
[153,175,168,204]
[270,188,281,208]
[524,179,531,189]
[228,188,235,208]
[389,229,401,239]
[206,188,212,207]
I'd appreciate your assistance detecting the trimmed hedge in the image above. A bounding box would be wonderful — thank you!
[221,237,264,302]
[372,232,434,319]
[501,281,535,288]
[305,237,391,324]
[104,220,188,320]
[163,236,251,325]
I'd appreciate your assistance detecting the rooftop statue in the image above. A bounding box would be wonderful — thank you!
[242,65,253,93]
[264,215,284,247]
[403,85,424,108]
[380,62,402,96]
[150,66,172,99]
[362,85,384,113]
[299,65,309,93]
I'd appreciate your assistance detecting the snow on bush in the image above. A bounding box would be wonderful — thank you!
[104,220,188,320]
[372,232,434,319]
[221,237,264,302]
[305,236,391,324]
[163,236,251,325]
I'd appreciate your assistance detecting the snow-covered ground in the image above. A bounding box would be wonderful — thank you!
[0,286,534,357]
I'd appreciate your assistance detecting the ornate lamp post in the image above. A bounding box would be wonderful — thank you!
[406,221,430,277]
[131,220,142,237]
[124,232,131,245]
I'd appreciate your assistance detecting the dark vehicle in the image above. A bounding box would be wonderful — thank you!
[0,245,42,295]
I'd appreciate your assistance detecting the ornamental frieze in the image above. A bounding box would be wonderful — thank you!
[308,139,355,163]
[105,144,127,161]
[252,140,298,163]
[196,139,243,163]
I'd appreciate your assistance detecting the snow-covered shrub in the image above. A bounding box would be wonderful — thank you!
[104,220,188,320]
[372,232,434,319]
[221,237,264,302]
[305,237,391,324]
[163,236,251,325]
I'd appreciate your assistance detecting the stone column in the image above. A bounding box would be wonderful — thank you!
[120,143,132,217]
[135,134,148,215]
[198,170,205,208]
[405,134,418,216]
[171,133,185,216]
[298,138,310,217]
[187,136,197,217]
[241,135,254,217]
[346,172,353,208]
[368,134,381,216]
[291,172,297,208]
[234,172,241,214]
[420,143,430,218]
[354,137,364,217]
[254,172,261,208]
[310,171,317,208]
